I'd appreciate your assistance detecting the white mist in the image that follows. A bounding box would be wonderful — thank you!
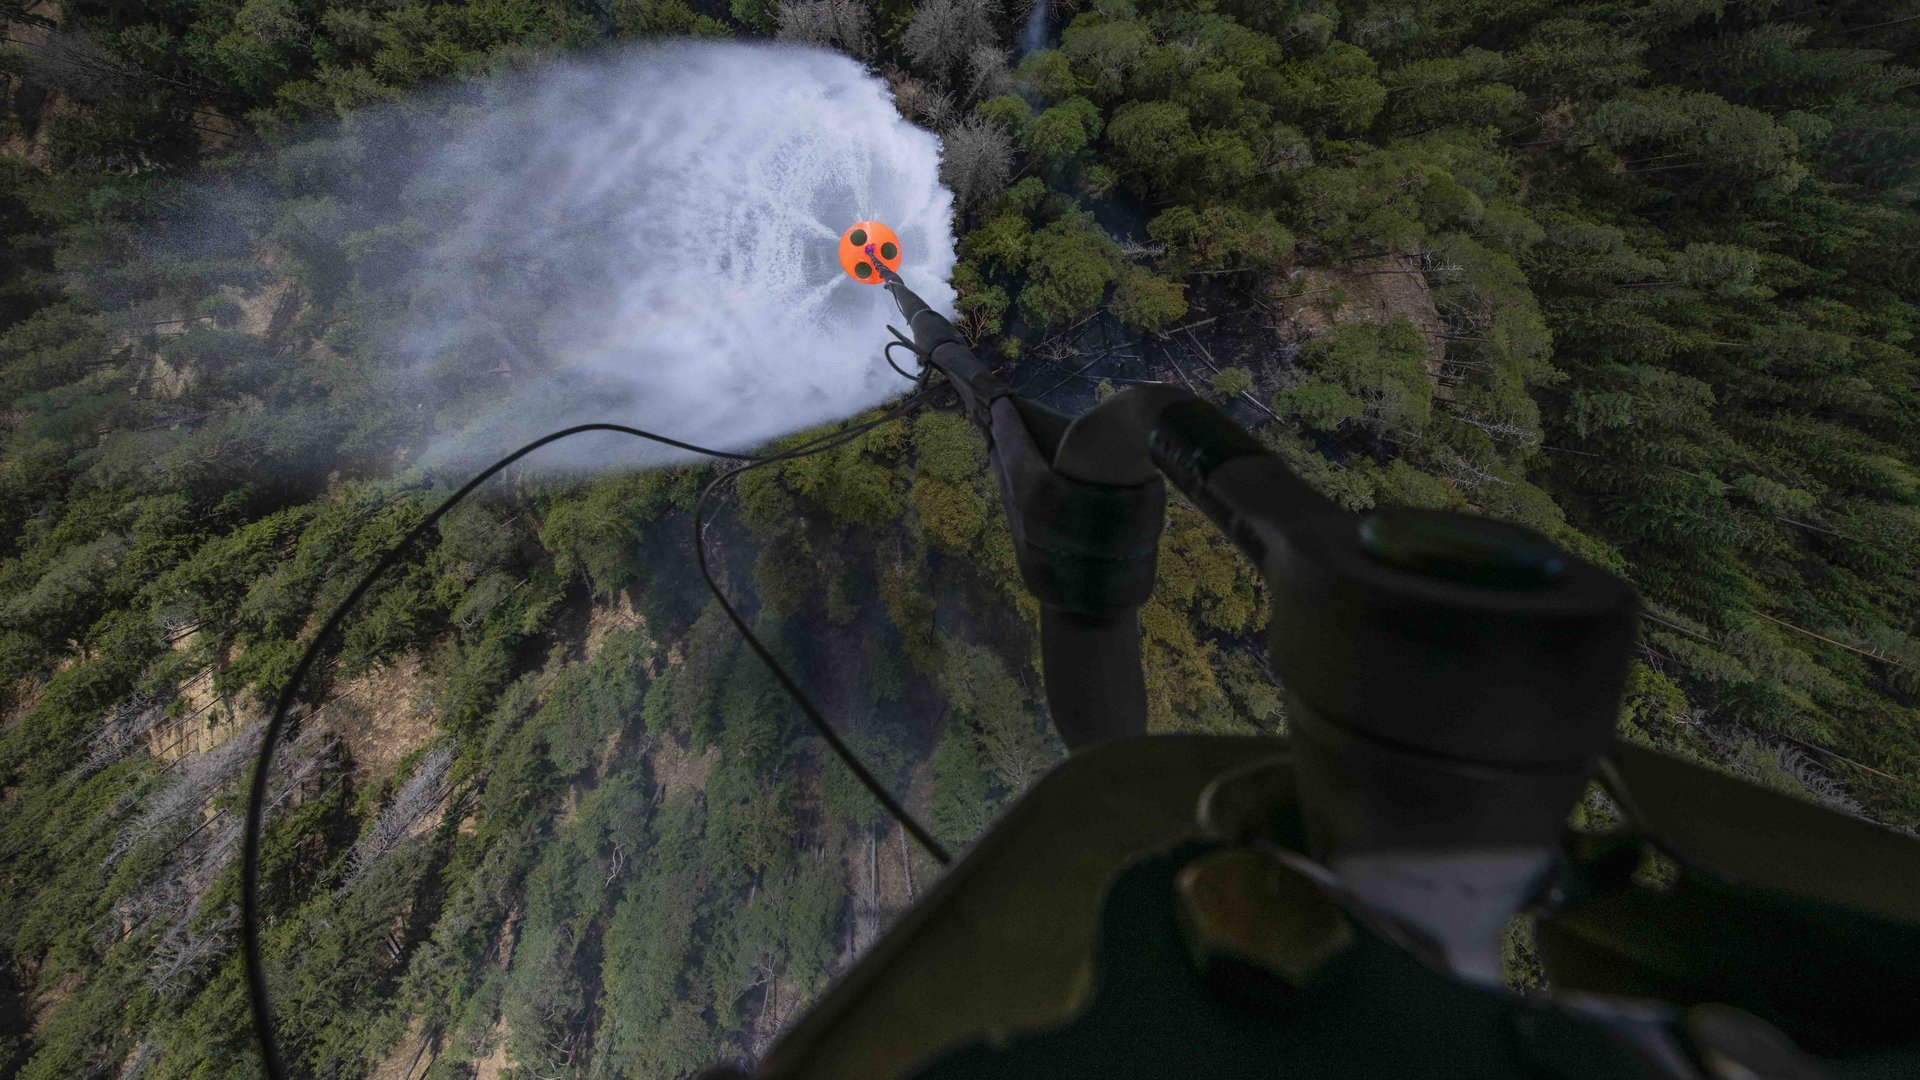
[389,41,958,470]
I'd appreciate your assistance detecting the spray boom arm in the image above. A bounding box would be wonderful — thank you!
[884,271,1164,747]
[756,271,1920,1080]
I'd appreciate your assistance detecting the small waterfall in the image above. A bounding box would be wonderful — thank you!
[1020,0,1049,56]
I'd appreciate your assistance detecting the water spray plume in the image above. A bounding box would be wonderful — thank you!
[240,42,958,474]
[403,43,956,471]
[1020,0,1051,56]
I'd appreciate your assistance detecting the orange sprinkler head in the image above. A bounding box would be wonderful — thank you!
[839,220,902,284]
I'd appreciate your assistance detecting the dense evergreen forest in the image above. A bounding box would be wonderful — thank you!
[2,0,1916,1076]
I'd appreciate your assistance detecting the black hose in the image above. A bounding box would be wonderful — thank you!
[242,396,946,1078]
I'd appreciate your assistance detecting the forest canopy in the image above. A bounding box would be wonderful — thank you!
[1,0,1916,1077]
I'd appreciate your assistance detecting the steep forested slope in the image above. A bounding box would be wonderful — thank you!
[1,0,1915,1077]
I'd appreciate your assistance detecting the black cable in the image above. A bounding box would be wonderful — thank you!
[885,339,924,382]
[692,366,954,868]
[242,397,945,1079]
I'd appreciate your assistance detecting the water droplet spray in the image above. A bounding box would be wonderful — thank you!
[387,42,958,470]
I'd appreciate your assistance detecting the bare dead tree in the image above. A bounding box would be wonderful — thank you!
[4,27,145,101]
[1442,406,1543,450]
[939,114,1014,211]
[0,1,57,29]
[180,738,335,890]
[1691,717,1873,822]
[3,25,229,106]
[109,725,261,865]
[102,727,337,951]
[1419,253,1468,283]
[774,0,873,59]
[1439,356,1494,375]
[965,43,1015,101]
[605,839,625,887]
[893,76,956,130]
[117,1040,159,1079]
[1037,333,1080,366]
[111,874,191,945]
[1348,8,1415,47]
[1432,447,1506,490]
[898,827,916,899]
[340,745,454,892]
[1255,128,1316,175]
[145,904,236,995]
[902,0,1002,88]
[1773,745,1867,817]
[83,690,166,776]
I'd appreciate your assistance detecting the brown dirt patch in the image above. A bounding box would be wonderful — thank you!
[649,737,719,803]
[471,1015,512,1080]
[329,654,437,783]
[368,1017,434,1080]
[0,5,76,169]
[554,787,581,830]
[194,107,240,154]
[150,663,252,762]
[838,826,889,962]
[493,904,522,967]
[1274,253,1448,396]
[29,971,80,1035]
[148,354,193,399]
[470,908,524,1074]
[583,592,644,664]
[176,665,217,718]
[837,817,924,964]
[831,759,945,971]
[743,949,815,1060]
[220,278,303,344]
[2,676,46,732]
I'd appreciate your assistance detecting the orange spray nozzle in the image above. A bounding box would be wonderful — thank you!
[839,221,902,284]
